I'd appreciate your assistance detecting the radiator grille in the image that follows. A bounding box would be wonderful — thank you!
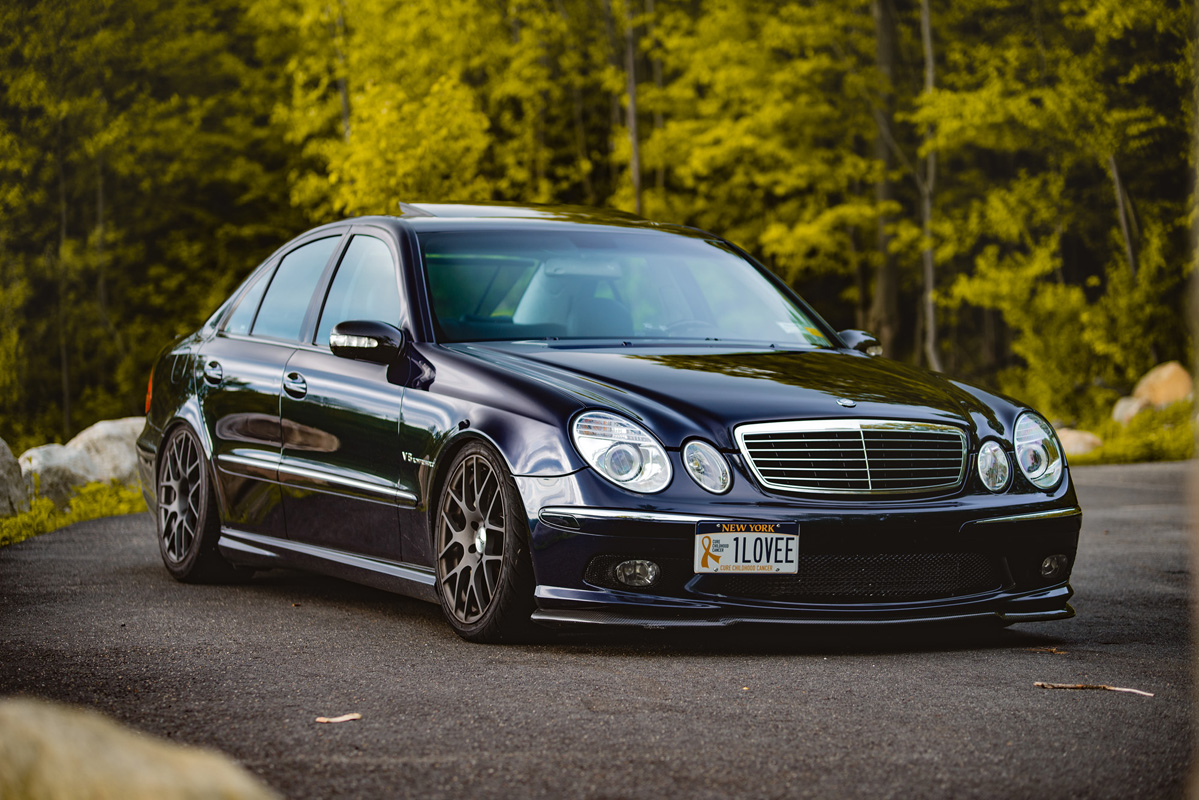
[697,553,1002,603]
[736,419,967,495]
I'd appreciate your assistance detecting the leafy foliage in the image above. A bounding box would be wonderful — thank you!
[1068,402,1196,466]
[0,480,147,548]
[0,0,1192,448]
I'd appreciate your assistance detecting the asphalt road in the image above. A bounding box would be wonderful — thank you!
[1,461,1193,799]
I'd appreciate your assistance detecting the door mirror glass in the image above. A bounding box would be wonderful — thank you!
[838,329,883,356]
[330,320,406,364]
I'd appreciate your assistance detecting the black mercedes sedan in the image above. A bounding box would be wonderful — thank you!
[137,203,1080,642]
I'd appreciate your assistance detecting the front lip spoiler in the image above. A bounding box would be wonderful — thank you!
[537,505,1083,528]
[531,605,1075,629]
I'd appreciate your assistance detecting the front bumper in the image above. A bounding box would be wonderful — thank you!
[522,486,1081,628]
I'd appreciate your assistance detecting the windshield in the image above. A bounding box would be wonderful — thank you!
[420,230,833,347]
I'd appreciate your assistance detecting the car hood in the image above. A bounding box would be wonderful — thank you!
[455,343,1003,449]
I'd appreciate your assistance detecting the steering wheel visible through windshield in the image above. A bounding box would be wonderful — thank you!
[420,229,833,348]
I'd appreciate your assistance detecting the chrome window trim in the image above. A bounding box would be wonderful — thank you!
[734,419,968,496]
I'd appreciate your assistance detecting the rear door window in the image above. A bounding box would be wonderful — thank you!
[252,236,341,341]
[223,268,271,336]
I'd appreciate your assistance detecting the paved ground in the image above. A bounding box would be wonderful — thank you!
[0,461,1193,799]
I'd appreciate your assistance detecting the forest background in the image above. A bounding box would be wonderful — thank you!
[0,0,1193,453]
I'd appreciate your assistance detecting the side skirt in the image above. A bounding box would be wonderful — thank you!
[218,529,438,604]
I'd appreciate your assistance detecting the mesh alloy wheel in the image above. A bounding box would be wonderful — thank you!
[434,442,537,642]
[156,426,248,583]
[159,427,203,565]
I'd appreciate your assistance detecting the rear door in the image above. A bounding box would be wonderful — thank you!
[198,233,344,538]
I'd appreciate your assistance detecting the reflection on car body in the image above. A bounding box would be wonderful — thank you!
[138,203,1080,642]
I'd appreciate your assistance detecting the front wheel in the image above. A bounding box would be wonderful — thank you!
[434,442,537,643]
[156,425,250,584]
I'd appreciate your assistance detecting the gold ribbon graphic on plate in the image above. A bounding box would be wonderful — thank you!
[700,535,721,569]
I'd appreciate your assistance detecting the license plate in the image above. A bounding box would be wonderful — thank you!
[693,521,799,574]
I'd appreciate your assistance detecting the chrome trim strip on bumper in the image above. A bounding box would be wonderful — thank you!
[538,506,736,525]
[973,507,1083,525]
[219,529,435,586]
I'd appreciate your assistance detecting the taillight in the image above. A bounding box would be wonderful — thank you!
[145,367,154,414]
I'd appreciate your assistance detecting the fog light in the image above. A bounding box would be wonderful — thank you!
[1040,554,1070,580]
[614,559,660,588]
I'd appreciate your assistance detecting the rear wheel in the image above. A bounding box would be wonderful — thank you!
[157,425,250,583]
[434,442,537,643]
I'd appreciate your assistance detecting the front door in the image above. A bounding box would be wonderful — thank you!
[278,233,409,561]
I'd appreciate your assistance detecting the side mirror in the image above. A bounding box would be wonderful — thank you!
[330,320,407,364]
[838,329,883,357]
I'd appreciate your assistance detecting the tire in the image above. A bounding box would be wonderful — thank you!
[434,441,538,643]
[156,425,251,584]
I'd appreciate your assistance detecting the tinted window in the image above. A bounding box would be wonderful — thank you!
[315,236,402,346]
[420,231,832,347]
[223,268,271,335]
[252,236,340,341]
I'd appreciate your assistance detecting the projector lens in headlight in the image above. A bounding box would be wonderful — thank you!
[1014,413,1064,490]
[572,411,672,493]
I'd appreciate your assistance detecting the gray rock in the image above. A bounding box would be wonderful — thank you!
[1112,395,1151,425]
[19,444,100,509]
[0,438,29,516]
[66,416,145,485]
[1055,427,1103,457]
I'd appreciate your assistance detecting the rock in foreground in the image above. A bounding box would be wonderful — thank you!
[0,697,278,800]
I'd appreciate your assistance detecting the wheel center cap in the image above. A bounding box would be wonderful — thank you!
[473,523,487,554]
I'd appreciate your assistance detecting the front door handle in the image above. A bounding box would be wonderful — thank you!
[203,361,223,385]
[283,371,308,399]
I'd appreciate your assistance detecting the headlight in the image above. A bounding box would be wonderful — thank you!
[683,439,731,494]
[1014,413,1063,490]
[976,439,1011,492]
[571,411,672,493]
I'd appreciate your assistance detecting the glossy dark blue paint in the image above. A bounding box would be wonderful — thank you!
[138,204,1080,630]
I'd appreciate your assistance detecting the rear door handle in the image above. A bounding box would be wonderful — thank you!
[283,371,308,399]
[203,361,223,385]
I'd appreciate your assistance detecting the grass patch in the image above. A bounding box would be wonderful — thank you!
[1069,401,1196,466]
[0,481,148,548]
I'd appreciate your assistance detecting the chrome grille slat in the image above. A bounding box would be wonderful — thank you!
[736,419,968,496]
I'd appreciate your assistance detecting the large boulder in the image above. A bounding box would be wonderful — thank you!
[0,697,278,800]
[1111,395,1151,425]
[0,437,30,516]
[66,416,145,485]
[19,443,100,509]
[1132,361,1193,409]
[1054,428,1103,457]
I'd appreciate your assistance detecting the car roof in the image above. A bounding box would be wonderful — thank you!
[396,202,649,224]
[295,203,714,242]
